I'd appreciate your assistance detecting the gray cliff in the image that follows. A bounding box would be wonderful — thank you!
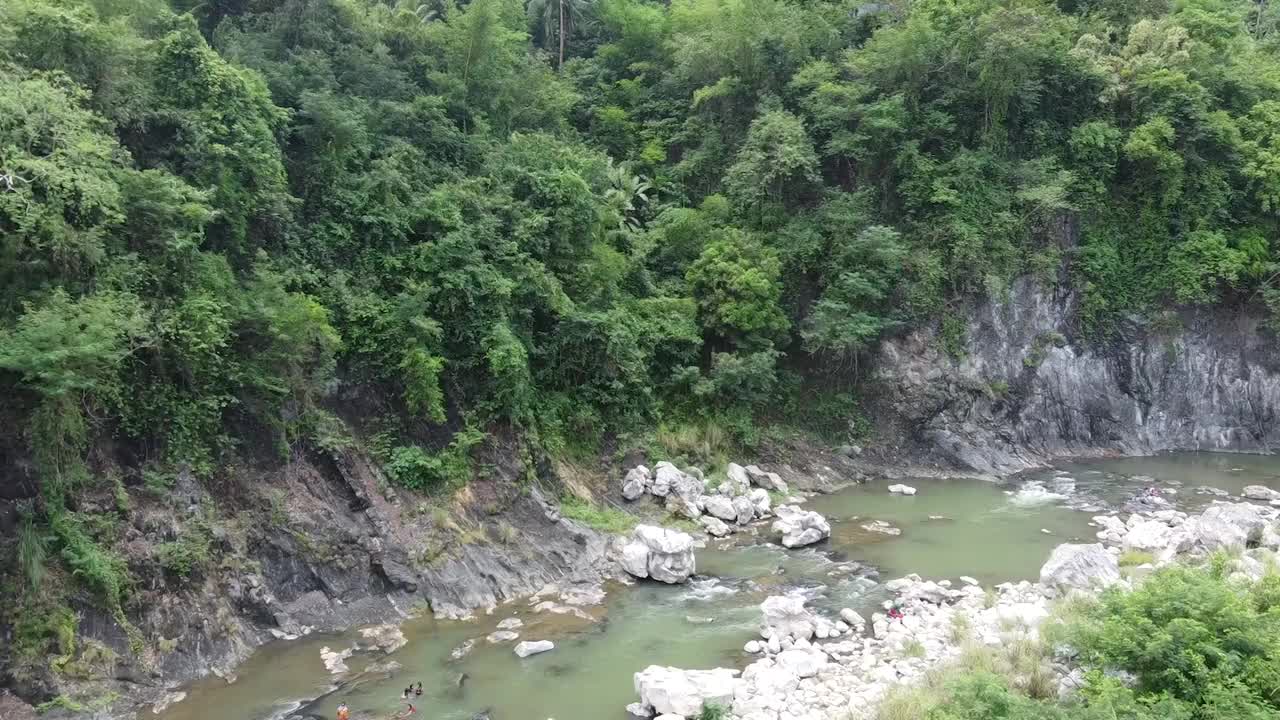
[871,278,1280,475]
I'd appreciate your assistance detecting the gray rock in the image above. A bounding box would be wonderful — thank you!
[513,640,555,657]
[760,595,815,641]
[1039,543,1121,595]
[745,465,788,493]
[623,466,651,501]
[1190,503,1271,550]
[700,516,731,537]
[496,617,523,630]
[703,495,738,522]
[652,462,683,497]
[723,463,752,496]
[732,495,756,525]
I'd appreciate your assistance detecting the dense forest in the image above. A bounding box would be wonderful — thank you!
[2,0,1280,703]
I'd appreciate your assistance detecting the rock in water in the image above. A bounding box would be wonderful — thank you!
[1243,485,1280,501]
[760,595,815,641]
[486,630,520,643]
[622,465,651,501]
[496,617,523,631]
[1039,543,1120,595]
[619,525,696,583]
[320,646,353,674]
[514,640,555,658]
[359,623,407,653]
[770,505,831,548]
[632,666,740,717]
[888,484,917,495]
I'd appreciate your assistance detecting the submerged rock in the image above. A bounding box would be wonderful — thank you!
[496,617,523,631]
[771,505,831,548]
[486,630,520,643]
[320,645,353,674]
[633,666,739,718]
[1244,485,1280,501]
[1039,543,1120,595]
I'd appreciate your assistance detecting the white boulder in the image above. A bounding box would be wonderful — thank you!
[1122,520,1173,552]
[633,666,739,718]
[703,495,738,522]
[1190,503,1271,550]
[1039,543,1121,595]
[514,640,555,658]
[760,595,815,641]
[771,505,830,548]
[652,462,684,497]
[628,525,697,584]
[775,648,826,679]
[888,484,918,496]
[732,496,755,525]
[700,516,731,537]
[747,488,771,517]
[623,466,651,501]
[722,464,752,497]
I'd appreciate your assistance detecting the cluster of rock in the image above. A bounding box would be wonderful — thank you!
[629,577,1054,720]
[1088,499,1280,577]
[624,462,784,531]
[622,462,835,548]
[628,500,1280,720]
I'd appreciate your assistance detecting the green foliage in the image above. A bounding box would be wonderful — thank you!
[559,495,637,533]
[697,702,727,720]
[383,428,484,492]
[155,525,212,581]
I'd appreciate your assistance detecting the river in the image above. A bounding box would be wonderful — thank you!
[156,452,1280,720]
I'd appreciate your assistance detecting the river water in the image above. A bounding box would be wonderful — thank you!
[156,453,1280,720]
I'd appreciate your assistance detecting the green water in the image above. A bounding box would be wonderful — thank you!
[155,453,1280,720]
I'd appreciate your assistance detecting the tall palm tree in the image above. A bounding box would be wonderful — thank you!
[526,0,592,69]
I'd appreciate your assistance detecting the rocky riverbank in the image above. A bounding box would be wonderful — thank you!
[628,494,1280,720]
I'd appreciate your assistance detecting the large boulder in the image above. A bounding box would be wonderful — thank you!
[622,525,697,583]
[633,666,740,717]
[652,462,684,497]
[703,495,738,522]
[700,516,731,537]
[1122,520,1173,552]
[722,463,752,496]
[745,465,788,493]
[760,595,815,641]
[623,466,651,501]
[1191,503,1271,550]
[888,484,918,495]
[1039,543,1121,595]
[770,505,830,548]
[748,488,772,517]
[359,623,407,653]
[732,496,756,525]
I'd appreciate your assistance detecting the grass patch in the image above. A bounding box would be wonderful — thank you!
[560,496,636,533]
[901,638,926,658]
[1118,549,1155,567]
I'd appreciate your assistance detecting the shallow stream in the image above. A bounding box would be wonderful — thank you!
[157,453,1280,720]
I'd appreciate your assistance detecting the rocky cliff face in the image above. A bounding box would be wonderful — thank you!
[870,278,1280,475]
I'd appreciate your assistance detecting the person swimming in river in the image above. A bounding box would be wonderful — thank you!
[414,682,422,697]
[337,702,350,720]
[393,702,416,719]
